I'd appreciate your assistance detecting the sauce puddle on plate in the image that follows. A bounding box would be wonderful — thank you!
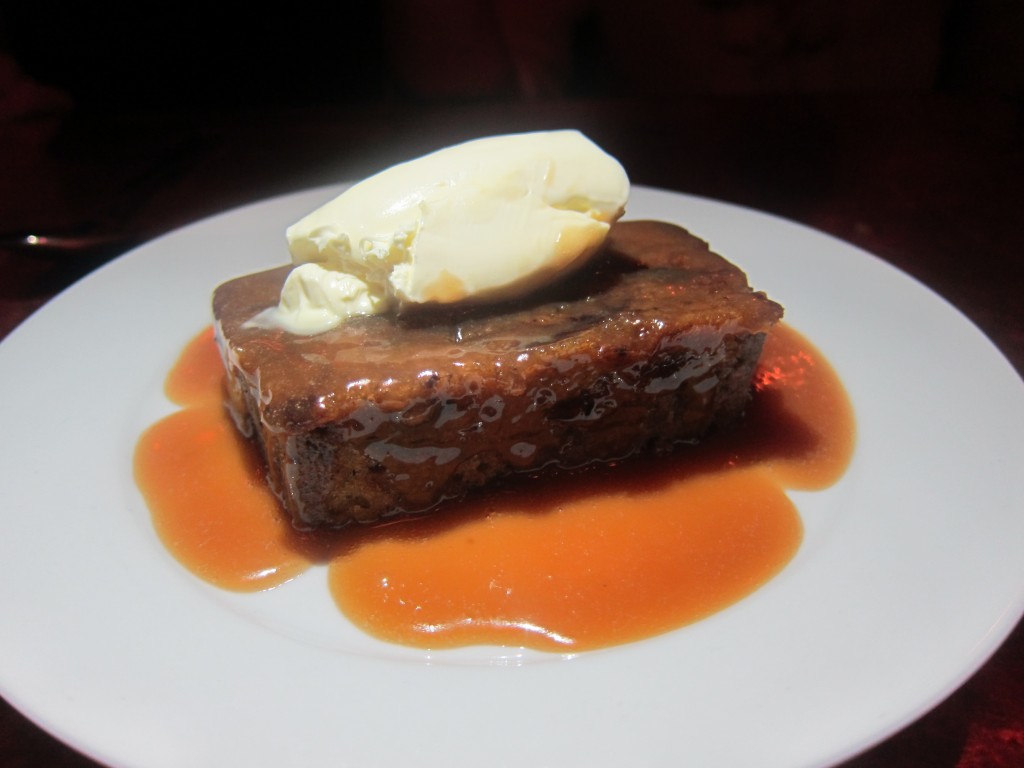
[135,325,853,652]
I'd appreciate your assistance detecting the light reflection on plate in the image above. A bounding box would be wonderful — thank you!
[0,185,1022,767]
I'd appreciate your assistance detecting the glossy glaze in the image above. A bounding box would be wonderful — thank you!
[135,322,852,649]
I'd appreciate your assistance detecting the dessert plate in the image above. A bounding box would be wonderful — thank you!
[1,185,1023,767]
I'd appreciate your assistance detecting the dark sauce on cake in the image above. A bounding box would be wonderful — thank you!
[135,322,854,651]
[213,222,785,528]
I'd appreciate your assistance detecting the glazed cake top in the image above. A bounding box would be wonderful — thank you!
[212,221,783,433]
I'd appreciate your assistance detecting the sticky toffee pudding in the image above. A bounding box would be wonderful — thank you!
[135,218,854,652]
[212,221,783,529]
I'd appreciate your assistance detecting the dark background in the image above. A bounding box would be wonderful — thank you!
[3,0,1021,259]
[3,0,1022,111]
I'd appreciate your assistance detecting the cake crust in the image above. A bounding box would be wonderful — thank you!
[213,220,783,528]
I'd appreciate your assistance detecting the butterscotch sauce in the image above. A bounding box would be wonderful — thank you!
[134,323,853,650]
[136,329,315,591]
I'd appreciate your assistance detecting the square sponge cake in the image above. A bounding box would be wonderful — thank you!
[212,220,783,529]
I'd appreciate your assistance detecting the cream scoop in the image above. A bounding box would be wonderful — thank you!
[263,130,630,334]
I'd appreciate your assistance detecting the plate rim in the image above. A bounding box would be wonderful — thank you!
[1,183,1023,768]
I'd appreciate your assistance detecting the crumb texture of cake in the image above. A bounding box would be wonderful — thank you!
[213,220,783,528]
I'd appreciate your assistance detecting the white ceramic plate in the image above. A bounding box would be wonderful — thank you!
[2,185,1023,768]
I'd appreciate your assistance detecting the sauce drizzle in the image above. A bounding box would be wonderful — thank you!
[134,324,854,651]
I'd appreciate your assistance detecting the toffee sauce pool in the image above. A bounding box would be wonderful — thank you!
[135,324,854,652]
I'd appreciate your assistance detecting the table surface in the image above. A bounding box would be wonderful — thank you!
[1,93,1022,767]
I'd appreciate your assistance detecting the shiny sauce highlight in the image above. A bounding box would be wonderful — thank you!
[134,324,853,651]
